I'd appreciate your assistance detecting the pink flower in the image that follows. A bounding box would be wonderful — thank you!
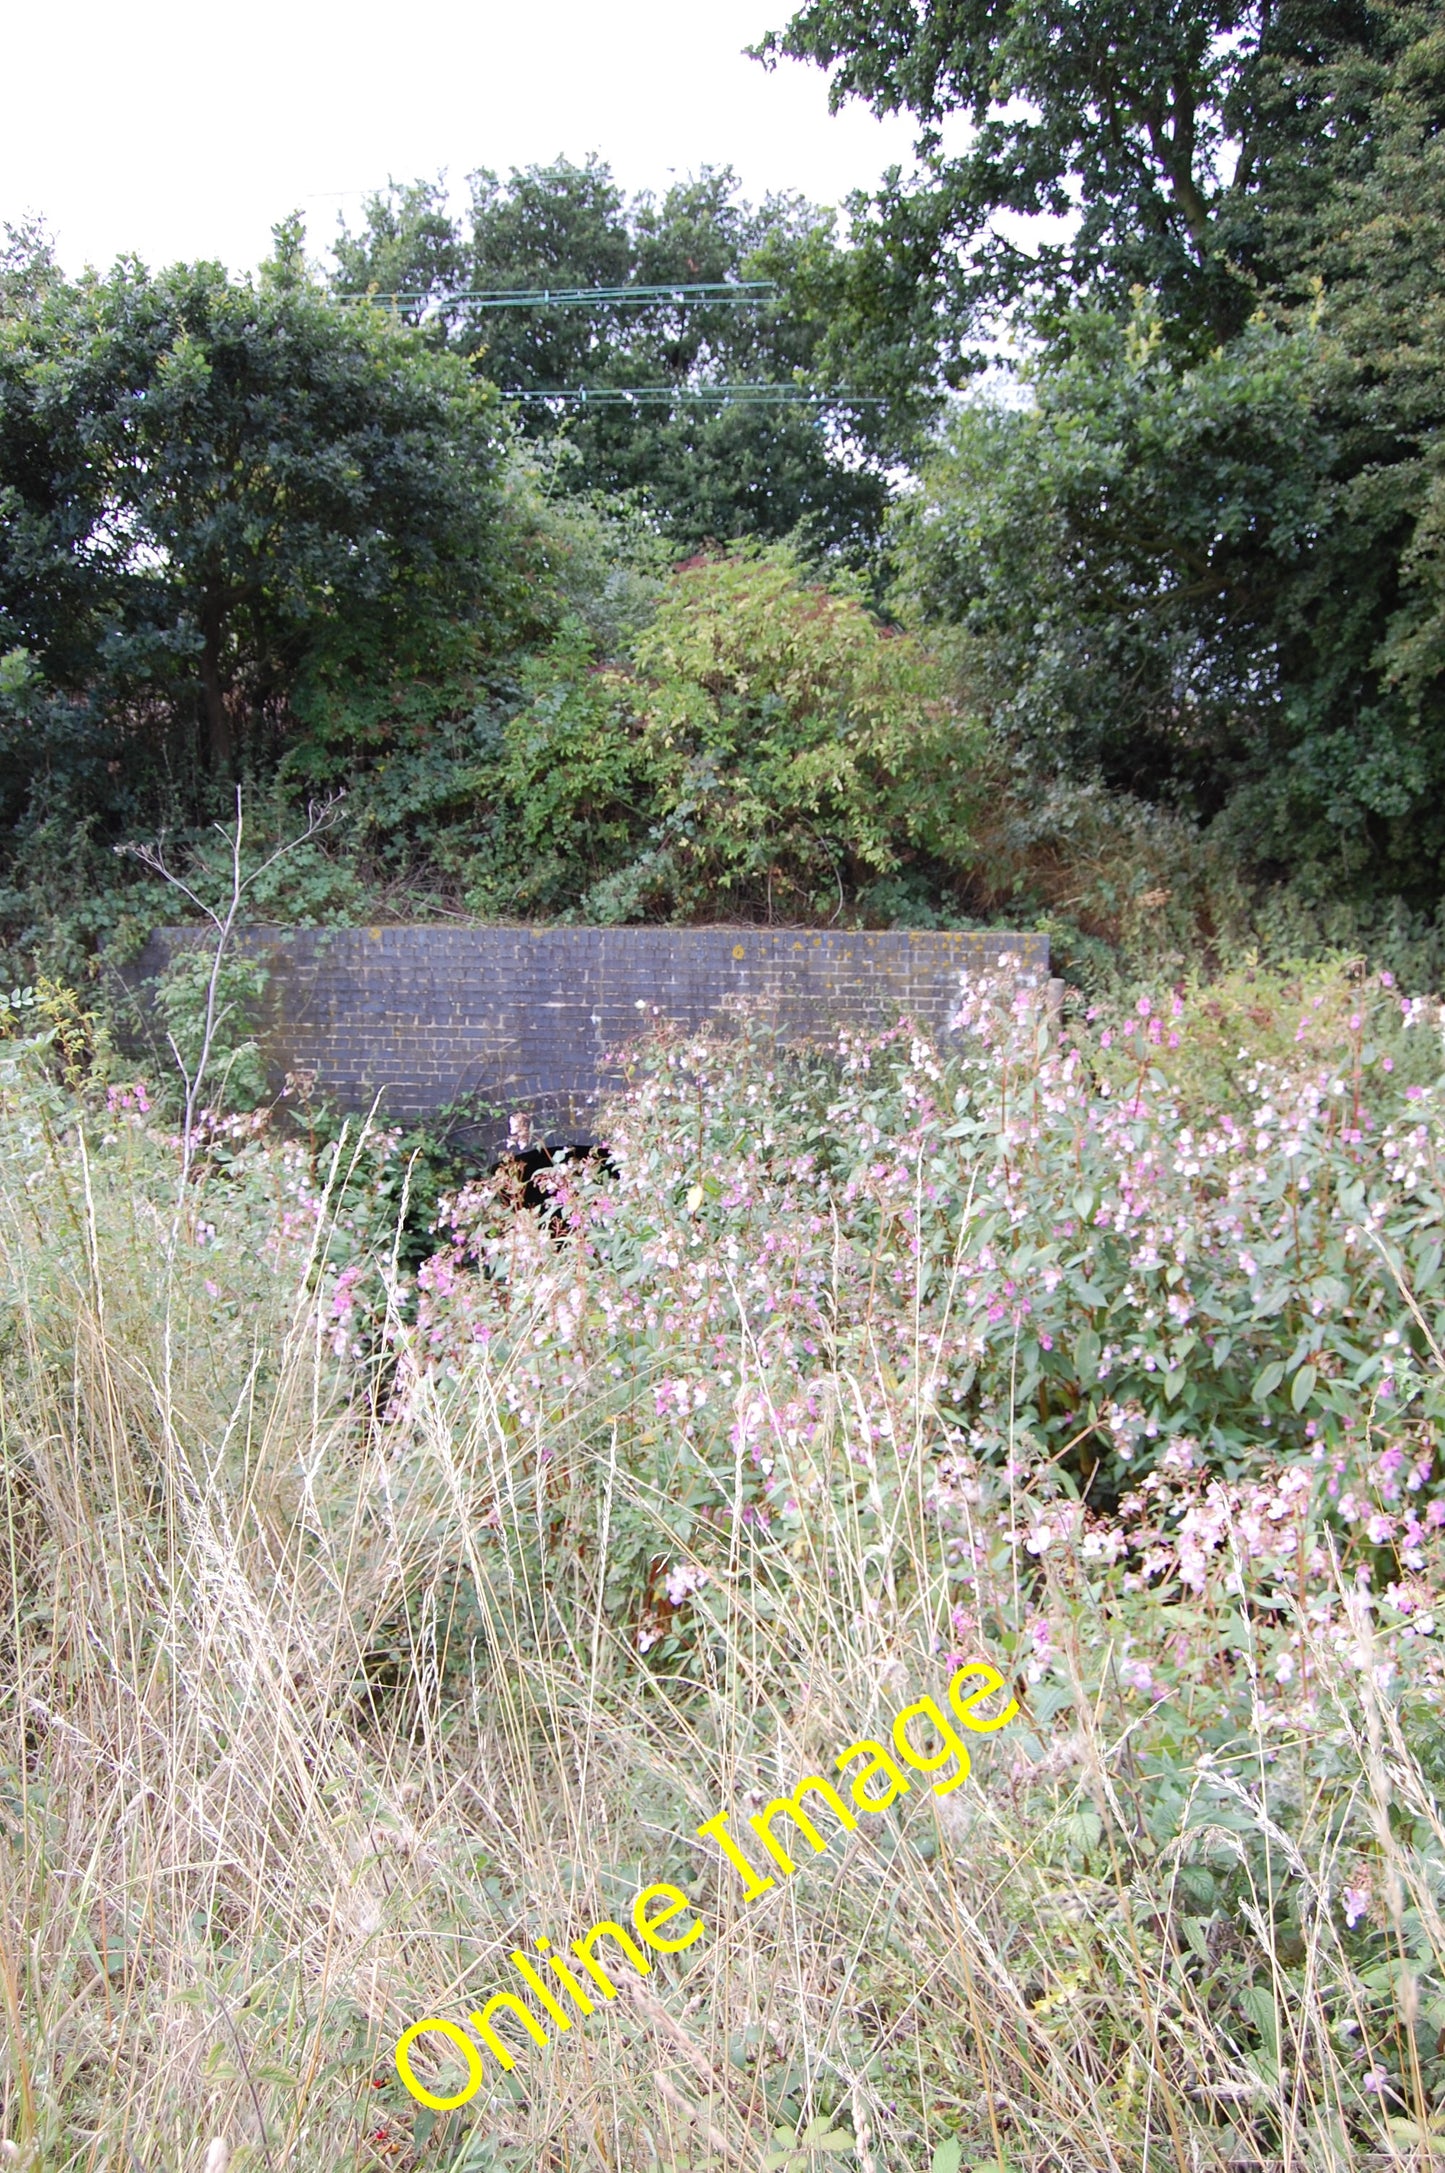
[1343,1885,1370,1928]
[1024,1617,1055,1680]
[418,1253,457,1300]
[330,1263,365,1323]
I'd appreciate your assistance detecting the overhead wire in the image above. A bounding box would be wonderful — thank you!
[331,281,886,411]
[509,385,887,406]
[334,281,778,311]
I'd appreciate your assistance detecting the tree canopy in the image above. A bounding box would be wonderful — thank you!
[0,224,510,778]
[761,0,1445,904]
[756,0,1424,352]
[3,28,1445,968]
[331,161,905,559]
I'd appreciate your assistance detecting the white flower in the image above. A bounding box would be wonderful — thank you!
[663,1563,710,1607]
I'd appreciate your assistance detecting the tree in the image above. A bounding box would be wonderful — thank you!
[0,224,510,776]
[775,0,1445,905]
[0,217,61,316]
[892,308,1332,809]
[755,0,1411,355]
[1226,1,1445,895]
[331,162,901,559]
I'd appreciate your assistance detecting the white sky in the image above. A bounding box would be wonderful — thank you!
[4,0,929,279]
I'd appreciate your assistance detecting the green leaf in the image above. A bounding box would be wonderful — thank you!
[1251,1360,1284,1402]
[1074,1325,1101,1385]
[1060,1807,1102,1854]
[1291,1362,1317,1411]
[1238,1984,1280,2060]
[1387,2116,1445,2152]
[794,2117,857,2152]
[931,2141,964,2173]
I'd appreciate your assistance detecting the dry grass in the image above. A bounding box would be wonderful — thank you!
[0,1050,1441,2173]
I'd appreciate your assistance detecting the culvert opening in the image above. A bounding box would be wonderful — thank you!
[486,1134,618,1224]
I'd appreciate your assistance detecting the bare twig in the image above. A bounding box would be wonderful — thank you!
[117,786,342,1459]
[119,787,343,1187]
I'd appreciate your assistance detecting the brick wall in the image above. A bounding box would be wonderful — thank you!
[129,924,1050,1142]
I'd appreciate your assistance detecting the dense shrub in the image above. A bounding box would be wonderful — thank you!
[892,314,1329,818]
[473,547,985,922]
[415,955,1445,1519]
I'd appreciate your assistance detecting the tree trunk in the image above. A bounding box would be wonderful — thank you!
[200,593,233,772]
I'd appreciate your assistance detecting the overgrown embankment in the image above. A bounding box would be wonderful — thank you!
[2,960,1444,2171]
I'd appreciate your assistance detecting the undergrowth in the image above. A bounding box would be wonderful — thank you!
[1,959,1444,2171]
